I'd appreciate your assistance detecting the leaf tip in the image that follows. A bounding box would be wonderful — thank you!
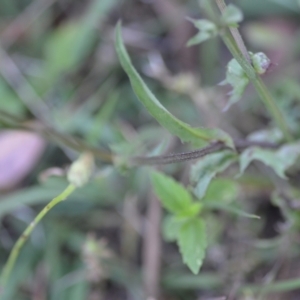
[116,19,122,28]
[115,20,122,39]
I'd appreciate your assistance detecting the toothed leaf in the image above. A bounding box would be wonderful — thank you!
[222,58,249,111]
[187,18,218,46]
[178,218,207,274]
[239,143,300,179]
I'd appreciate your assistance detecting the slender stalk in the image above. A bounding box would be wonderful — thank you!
[0,184,76,289]
[130,140,278,166]
[215,0,251,63]
[131,142,228,165]
[211,0,293,142]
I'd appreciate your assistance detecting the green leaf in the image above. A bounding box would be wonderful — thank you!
[221,58,249,111]
[0,176,116,219]
[178,218,207,274]
[240,148,280,176]
[201,179,259,219]
[151,171,201,217]
[162,215,185,242]
[239,143,300,179]
[44,22,85,80]
[221,4,243,26]
[115,22,233,148]
[247,127,283,144]
[202,178,239,204]
[162,271,222,290]
[205,201,260,219]
[190,151,237,199]
[187,19,218,46]
[0,79,26,117]
[45,0,118,85]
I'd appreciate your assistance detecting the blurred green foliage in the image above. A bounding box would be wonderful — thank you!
[1,0,300,299]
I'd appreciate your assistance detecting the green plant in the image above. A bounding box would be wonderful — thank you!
[113,0,300,276]
[1,0,300,298]
[0,152,94,294]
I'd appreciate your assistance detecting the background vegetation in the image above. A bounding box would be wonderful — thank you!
[0,0,300,299]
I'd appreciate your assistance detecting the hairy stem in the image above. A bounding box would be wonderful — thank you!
[130,140,278,166]
[131,142,228,165]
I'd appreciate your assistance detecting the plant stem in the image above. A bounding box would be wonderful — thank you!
[212,0,293,142]
[131,142,228,165]
[215,0,251,63]
[0,184,76,290]
[130,139,278,166]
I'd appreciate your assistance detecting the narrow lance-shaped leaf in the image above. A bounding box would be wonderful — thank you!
[201,179,260,219]
[178,218,207,275]
[207,202,260,219]
[45,0,118,84]
[115,22,233,148]
[202,178,238,204]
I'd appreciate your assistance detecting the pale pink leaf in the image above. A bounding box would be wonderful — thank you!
[0,130,46,190]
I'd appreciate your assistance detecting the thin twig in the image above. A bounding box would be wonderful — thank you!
[143,193,162,299]
[131,141,228,165]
